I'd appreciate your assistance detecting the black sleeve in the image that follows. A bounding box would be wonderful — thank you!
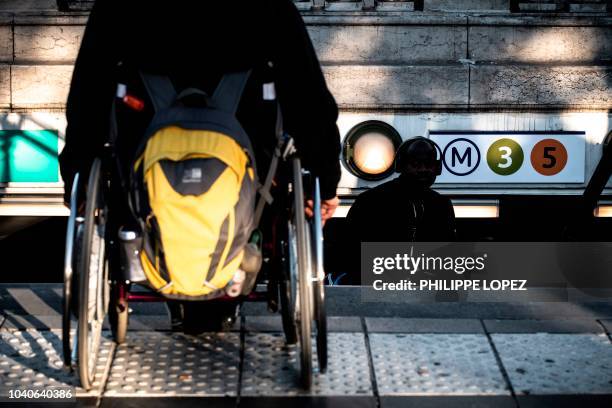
[271,0,341,199]
[345,200,360,239]
[59,0,120,202]
[345,194,370,243]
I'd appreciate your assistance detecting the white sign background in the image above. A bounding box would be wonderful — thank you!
[429,132,585,183]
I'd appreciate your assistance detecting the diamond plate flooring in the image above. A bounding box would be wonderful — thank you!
[105,331,240,397]
[241,332,373,396]
[0,329,113,397]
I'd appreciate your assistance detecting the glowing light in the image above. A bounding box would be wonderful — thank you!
[453,201,499,218]
[352,133,396,175]
[594,205,612,218]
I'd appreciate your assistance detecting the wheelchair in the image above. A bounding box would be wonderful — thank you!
[62,134,328,391]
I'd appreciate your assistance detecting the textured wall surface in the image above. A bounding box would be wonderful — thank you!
[470,66,612,107]
[324,65,469,107]
[468,26,612,63]
[14,25,84,63]
[0,2,610,111]
[0,66,10,108]
[11,65,73,109]
[310,25,468,63]
[0,26,12,62]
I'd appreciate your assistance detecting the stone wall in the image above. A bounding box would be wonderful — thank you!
[0,2,610,112]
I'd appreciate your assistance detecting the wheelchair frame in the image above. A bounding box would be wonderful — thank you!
[62,137,328,391]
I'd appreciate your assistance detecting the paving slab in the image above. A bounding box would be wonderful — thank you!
[100,396,236,407]
[238,396,376,408]
[243,316,284,332]
[1,313,65,330]
[516,395,612,408]
[380,395,516,408]
[369,333,509,395]
[0,286,62,315]
[326,316,363,332]
[106,315,174,332]
[104,331,240,397]
[492,333,612,395]
[366,318,483,333]
[241,332,373,396]
[484,319,604,334]
[245,316,362,333]
[0,312,176,332]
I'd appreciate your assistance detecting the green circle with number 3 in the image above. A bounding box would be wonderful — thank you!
[486,138,524,175]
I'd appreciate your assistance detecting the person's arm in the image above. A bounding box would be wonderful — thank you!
[271,0,341,201]
[59,0,120,203]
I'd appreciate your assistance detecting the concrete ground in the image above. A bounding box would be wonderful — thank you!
[0,283,611,407]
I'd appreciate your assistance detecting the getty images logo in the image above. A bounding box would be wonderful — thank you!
[371,247,487,276]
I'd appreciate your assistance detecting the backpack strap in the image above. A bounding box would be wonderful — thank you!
[139,71,177,112]
[253,101,284,225]
[212,70,252,115]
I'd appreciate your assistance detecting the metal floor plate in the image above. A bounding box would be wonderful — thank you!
[241,332,373,396]
[492,333,612,395]
[103,331,240,397]
[0,329,113,396]
[370,333,509,395]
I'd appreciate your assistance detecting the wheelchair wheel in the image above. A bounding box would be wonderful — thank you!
[289,157,313,389]
[62,173,80,368]
[311,178,328,373]
[76,158,110,390]
[279,264,298,345]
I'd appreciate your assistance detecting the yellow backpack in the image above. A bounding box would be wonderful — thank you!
[128,71,260,299]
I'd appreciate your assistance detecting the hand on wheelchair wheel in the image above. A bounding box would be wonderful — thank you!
[305,196,339,225]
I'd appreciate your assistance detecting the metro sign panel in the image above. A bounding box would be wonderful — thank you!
[429,131,585,183]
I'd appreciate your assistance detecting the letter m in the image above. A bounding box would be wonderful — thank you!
[452,147,471,167]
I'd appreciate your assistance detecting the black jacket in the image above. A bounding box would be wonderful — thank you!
[59,0,341,201]
[346,176,456,242]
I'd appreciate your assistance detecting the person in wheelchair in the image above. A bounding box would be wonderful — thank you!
[60,1,341,333]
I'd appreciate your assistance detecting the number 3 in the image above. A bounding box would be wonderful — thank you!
[498,146,512,169]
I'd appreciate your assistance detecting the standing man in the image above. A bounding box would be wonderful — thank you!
[347,136,456,243]
[343,137,455,285]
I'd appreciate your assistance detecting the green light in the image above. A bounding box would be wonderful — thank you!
[0,130,59,182]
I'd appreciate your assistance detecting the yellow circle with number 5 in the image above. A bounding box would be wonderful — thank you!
[486,138,524,175]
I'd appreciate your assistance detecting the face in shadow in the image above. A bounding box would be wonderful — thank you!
[396,139,439,189]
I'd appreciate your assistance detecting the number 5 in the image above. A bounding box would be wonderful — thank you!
[543,146,556,169]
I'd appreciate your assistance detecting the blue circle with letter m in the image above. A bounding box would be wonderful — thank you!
[442,138,481,176]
